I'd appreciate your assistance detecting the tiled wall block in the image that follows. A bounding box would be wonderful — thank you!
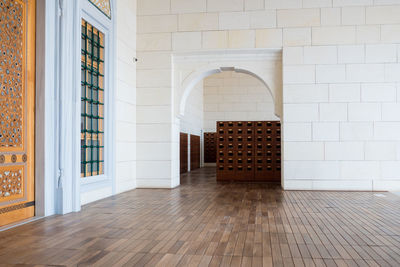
[329,84,361,102]
[312,122,340,141]
[283,84,328,103]
[137,0,400,190]
[256,29,282,48]
[114,0,137,195]
[277,9,320,28]
[283,28,312,46]
[179,13,218,32]
[338,45,365,63]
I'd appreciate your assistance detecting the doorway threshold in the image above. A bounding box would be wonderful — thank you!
[0,216,43,232]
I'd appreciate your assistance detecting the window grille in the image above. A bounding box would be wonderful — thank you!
[80,19,105,177]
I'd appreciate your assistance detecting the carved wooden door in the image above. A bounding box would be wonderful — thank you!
[0,0,36,226]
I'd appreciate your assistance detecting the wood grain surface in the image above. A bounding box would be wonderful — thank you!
[0,167,400,266]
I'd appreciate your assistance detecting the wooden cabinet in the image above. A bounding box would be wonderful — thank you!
[180,133,188,174]
[190,134,200,170]
[253,121,281,182]
[204,132,216,163]
[216,121,281,182]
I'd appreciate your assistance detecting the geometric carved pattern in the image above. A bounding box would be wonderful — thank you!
[88,0,111,19]
[0,0,34,227]
[0,200,33,214]
[0,0,25,148]
[0,166,23,199]
[0,153,26,164]
[81,19,105,177]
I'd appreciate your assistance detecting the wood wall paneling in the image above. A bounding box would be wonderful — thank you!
[190,134,200,171]
[180,133,188,174]
[204,132,216,163]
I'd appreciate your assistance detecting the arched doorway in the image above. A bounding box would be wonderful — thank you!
[172,49,283,187]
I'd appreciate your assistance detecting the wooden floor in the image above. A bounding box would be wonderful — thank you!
[1,168,400,267]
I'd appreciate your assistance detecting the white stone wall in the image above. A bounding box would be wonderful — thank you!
[115,0,137,193]
[283,45,400,190]
[281,5,400,190]
[203,71,278,132]
[137,0,400,190]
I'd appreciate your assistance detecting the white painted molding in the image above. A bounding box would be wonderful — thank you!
[35,0,58,217]
[57,0,80,214]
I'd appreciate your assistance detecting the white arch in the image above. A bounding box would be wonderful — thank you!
[179,66,278,118]
[171,49,283,188]
[179,68,221,117]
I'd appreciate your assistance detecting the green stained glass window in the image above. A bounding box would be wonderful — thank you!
[81,19,105,178]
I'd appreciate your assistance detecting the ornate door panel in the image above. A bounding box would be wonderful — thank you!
[0,0,35,226]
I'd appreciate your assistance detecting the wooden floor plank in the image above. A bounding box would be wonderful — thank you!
[0,167,400,266]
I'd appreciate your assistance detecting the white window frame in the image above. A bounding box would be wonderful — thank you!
[76,0,115,193]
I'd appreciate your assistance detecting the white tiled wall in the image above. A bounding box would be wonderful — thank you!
[283,43,400,190]
[137,0,400,190]
[203,71,278,132]
[115,0,137,193]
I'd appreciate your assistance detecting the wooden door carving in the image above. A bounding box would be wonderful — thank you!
[0,0,36,226]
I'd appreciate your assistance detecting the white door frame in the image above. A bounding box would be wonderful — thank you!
[35,0,116,218]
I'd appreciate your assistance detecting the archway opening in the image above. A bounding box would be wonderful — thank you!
[179,67,279,118]
[179,68,282,185]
